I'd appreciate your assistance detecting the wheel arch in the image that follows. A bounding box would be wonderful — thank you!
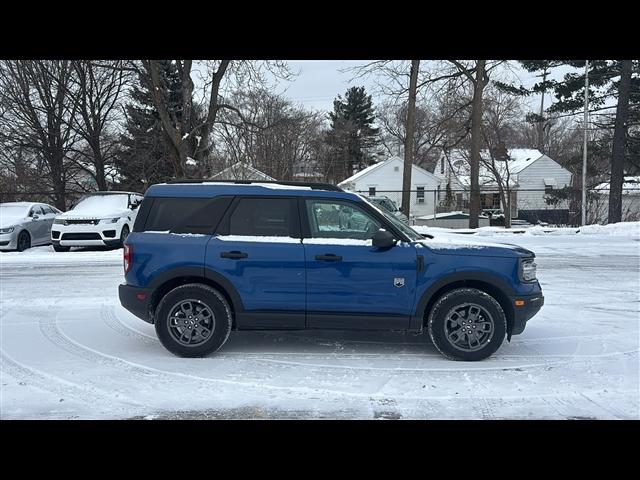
[147,267,244,328]
[416,272,515,337]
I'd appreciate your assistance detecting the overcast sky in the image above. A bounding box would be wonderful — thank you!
[271,60,569,115]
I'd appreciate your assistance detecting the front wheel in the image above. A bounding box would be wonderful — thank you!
[428,288,507,361]
[117,225,130,248]
[16,231,31,252]
[155,284,233,358]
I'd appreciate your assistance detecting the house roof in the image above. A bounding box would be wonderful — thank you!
[593,176,640,196]
[338,156,440,186]
[436,148,555,189]
[211,162,275,181]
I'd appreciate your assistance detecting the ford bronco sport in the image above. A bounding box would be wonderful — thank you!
[119,180,543,361]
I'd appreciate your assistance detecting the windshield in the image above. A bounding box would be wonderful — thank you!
[359,195,423,241]
[72,194,129,215]
[0,204,29,218]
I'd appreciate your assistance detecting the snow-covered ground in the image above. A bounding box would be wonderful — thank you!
[1,228,638,419]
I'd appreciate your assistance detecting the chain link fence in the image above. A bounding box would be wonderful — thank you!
[354,187,640,227]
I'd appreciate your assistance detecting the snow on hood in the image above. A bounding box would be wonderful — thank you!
[58,195,131,219]
[416,232,533,257]
[0,213,28,229]
[0,205,29,229]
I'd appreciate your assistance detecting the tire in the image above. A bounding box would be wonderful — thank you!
[53,244,70,252]
[155,283,233,358]
[16,231,31,252]
[117,225,130,248]
[427,288,507,361]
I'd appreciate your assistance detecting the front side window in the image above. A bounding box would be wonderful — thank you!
[306,200,381,240]
[228,198,294,237]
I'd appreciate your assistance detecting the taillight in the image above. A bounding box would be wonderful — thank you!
[123,244,133,274]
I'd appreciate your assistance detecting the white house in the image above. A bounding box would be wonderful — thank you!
[591,176,640,223]
[434,148,573,222]
[210,162,275,181]
[338,156,442,217]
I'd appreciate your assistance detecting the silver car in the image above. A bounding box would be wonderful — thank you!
[0,202,62,251]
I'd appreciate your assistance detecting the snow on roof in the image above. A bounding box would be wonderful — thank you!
[593,176,640,196]
[211,162,275,181]
[442,148,544,175]
[338,156,439,186]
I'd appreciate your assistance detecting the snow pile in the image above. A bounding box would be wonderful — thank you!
[414,222,640,238]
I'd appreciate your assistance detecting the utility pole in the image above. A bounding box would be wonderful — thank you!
[581,60,589,226]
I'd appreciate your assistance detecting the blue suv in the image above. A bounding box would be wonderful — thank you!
[119,181,543,361]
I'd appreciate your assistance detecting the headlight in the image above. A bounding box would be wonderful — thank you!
[520,258,537,282]
[98,217,120,224]
[0,226,15,234]
[53,219,65,224]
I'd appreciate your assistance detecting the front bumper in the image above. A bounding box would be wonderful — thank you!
[509,293,544,336]
[0,232,18,250]
[119,283,153,323]
[52,222,121,247]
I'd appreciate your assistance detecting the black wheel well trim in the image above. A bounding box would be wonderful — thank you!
[146,266,244,327]
[415,272,516,335]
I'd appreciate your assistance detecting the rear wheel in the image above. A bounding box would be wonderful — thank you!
[155,284,233,358]
[428,288,507,361]
[16,231,31,252]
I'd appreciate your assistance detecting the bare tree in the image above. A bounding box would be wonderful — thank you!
[0,60,79,209]
[66,60,128,190]
[213,88,325,180]
[138,60,293,178]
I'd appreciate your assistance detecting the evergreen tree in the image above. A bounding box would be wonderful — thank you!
[326,86,380,182]
[114,61,205,191]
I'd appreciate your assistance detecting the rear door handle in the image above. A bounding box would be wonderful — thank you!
[315,254,342,262]
[220,251,248,259]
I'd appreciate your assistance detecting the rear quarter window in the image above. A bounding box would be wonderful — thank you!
[137,197,233,234]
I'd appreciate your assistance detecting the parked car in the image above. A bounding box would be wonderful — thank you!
[119,180,543,361]
[51,191,143,252]
[368,195,410,225]
[0,202,61,252]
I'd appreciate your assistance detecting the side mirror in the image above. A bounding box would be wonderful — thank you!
[372,229,397,249]
[31,214,39,221]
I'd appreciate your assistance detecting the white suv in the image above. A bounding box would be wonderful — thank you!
[51,191,143,252]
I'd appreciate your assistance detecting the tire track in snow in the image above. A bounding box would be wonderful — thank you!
[101,305,157,344]
[0,349,144,413]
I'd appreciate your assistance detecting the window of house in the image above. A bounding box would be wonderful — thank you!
[394,166,399,172]
[545,185,554,194]
[440,157,445,174]
[369,187,376,196]
[416,186,425,204]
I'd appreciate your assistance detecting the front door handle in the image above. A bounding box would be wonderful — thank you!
[315,254,342,262]
[220,251,248,259]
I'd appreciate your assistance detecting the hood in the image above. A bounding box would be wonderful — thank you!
[58,208,131,220]
[415,234,534,258]
[0,214,27,229]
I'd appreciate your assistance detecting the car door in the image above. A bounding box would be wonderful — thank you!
[40,205,57,242]
[27,205,48,244]
[205,196,306,329]
[302,198,417,330]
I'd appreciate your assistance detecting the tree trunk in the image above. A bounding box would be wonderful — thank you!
[402,60,420,217]
[608,60,632,224]
[469,60,487,229]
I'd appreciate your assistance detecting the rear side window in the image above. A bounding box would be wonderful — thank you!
[141,197,233,234]
[224,198,298,237]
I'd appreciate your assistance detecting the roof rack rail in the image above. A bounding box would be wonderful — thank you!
[165,179,343,192]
